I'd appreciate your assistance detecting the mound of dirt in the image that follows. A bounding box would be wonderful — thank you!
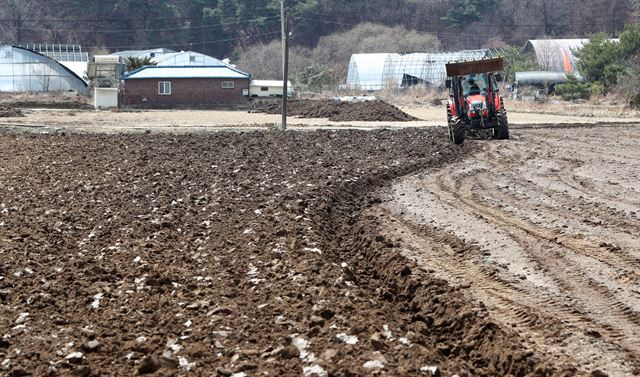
[0,107,25,118]
[0,129,551,376]
[257,99,418,122]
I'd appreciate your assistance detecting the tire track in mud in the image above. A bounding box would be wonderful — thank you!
[374,210,633,371]
[470,170,640,259]
[382,126,640,376]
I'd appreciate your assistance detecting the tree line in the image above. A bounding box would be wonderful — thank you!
[0,0,635,58]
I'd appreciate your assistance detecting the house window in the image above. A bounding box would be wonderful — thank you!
[260,87,269,92]
[221,81,235,89]
[158,81,171,95]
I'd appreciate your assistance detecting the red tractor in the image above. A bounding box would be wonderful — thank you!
[445,57,509,144]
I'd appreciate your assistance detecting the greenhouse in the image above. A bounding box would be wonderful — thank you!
[345,53,399,91]
[0,45,88,95]
[111,49,227,67]
[153,51,226,66]
[346,50,492,91]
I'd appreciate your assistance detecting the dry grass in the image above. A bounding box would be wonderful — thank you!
[506,98,638,118]
[0,92,91,109]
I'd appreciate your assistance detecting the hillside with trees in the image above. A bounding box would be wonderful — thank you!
[1,0,637,102]
[0,0,635,58]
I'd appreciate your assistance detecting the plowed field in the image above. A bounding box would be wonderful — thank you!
[0,129,550,376]
[384,125,640,376]
[2,124,638,376]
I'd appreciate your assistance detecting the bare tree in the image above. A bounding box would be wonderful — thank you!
[535,40,560,71]
[236,23,441,89]
[0,0,38,43]
[235,40,313,80]
[35,65,54,92]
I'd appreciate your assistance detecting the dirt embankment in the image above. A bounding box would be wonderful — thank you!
[0,129,552,376]
[0,108,25,118]
[0,93,92,110]
[255,99,419,122]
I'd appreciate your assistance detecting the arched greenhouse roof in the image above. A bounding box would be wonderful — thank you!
[524,39,619,73]
[153,51,226,67]
[347,53,399,91]
[346,50,492,91]
[0,45,88,94]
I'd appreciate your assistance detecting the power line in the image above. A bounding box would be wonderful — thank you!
[81,30,282,50]
[1,16,283,33]
[0,11,278,23]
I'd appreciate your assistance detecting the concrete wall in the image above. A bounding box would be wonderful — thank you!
[94,87,119,109]
[122,78,250,109]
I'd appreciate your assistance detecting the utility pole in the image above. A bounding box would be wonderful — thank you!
[281,0,289,131]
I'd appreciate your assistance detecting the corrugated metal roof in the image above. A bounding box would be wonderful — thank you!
[124,65,251,80]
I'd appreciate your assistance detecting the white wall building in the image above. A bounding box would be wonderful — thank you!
[249,80,294,97]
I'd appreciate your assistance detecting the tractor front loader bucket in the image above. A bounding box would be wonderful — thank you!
[446,57,504,77]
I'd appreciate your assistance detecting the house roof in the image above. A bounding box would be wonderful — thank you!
[124,65,251,80]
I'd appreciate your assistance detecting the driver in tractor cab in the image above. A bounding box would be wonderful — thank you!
[465,76,488,122]
[468,79,481,96]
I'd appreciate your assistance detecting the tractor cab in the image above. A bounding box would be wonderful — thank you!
[445,58,509,144]
[461,74,494,126]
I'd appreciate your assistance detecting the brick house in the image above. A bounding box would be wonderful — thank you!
[122,65,251,109]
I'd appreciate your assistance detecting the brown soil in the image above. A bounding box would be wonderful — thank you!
[385,125,640,376]
[255,99,419,122]
[0,107,25,118]
[0,129,551,376]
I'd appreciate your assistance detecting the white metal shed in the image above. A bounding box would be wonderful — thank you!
[249,80,294,97]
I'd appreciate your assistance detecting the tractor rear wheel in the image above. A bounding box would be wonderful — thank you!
[449,116,465,145]
[494,109,509,140]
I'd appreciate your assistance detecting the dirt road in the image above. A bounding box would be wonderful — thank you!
[383,125,640,375]
[1,105,638,134]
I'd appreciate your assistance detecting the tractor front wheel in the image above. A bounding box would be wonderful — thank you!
[494,109,509,140]
[449,116,465,145]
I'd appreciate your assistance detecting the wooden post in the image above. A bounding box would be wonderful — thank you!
[281,0,289,131]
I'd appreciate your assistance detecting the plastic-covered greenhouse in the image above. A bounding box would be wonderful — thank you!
[0,45,88,95]
[111,49,226,67]
[346,50,492,91]
[154,51,226,66]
